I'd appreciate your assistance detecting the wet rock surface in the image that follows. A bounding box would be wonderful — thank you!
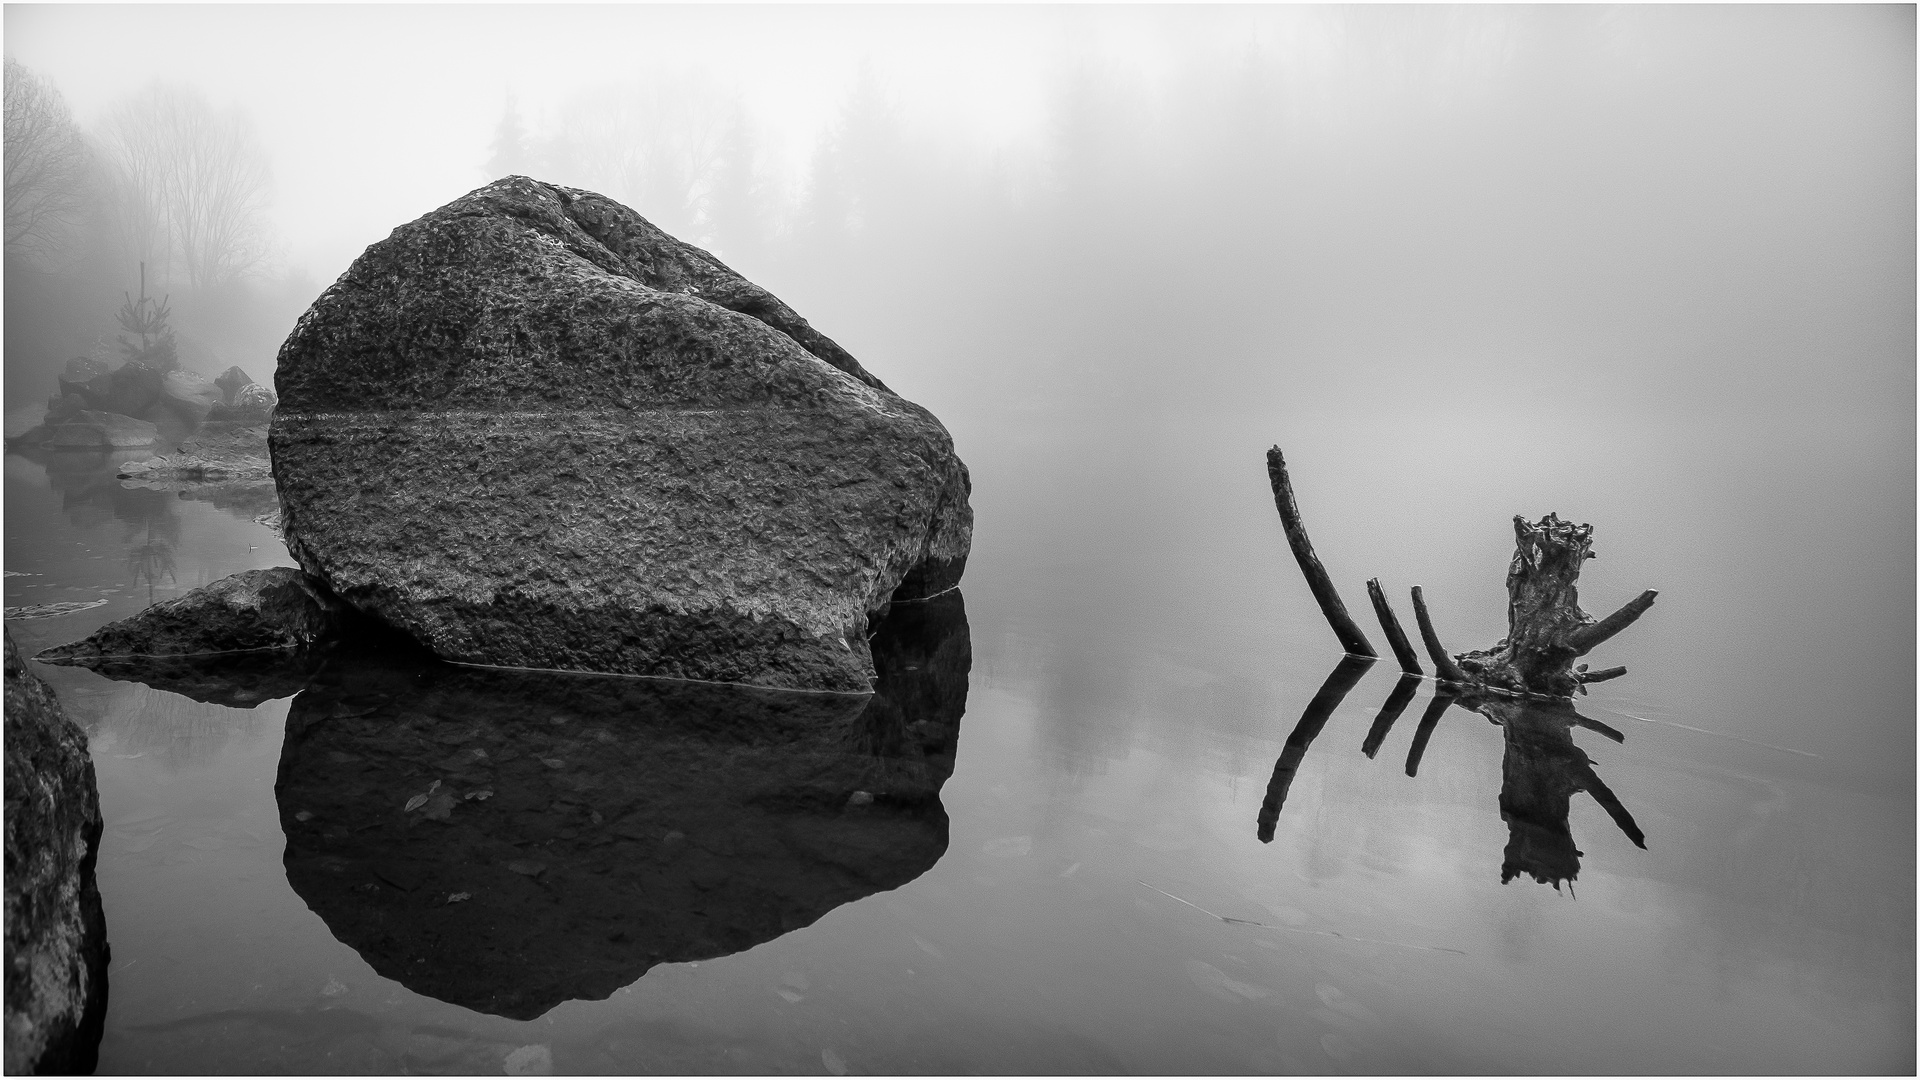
[11,357,273,451]
[20,409,158,450]
[156,370,222,427]
[270,175,971,691]
[273,590,969,1019]
[3,630,109,1074]
[206,383,276,424]
[213,365,255,404]
[36,566,347,662]
[115,422,273,487]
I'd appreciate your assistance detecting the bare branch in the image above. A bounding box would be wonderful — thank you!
[1366,577,1422,674]
[1265,447,1376,658]
[1566,590,1657,656]
[1408,586,1469,684]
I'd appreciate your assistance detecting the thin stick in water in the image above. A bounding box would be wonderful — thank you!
[1265,447,1376,658]
[1408,586,1469,684]
[1366,577,1422,674]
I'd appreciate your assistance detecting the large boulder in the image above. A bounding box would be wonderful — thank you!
[3,630,109,1075]
[270,176,971,691]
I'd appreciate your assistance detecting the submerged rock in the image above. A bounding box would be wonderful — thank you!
[270,176,970,691]
[37,566,346,662]
[3,630,109,1075]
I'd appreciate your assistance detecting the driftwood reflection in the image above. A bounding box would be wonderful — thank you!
[1256,655,1373,842]
[1360,674,1420,760]
[1260,659,1646,890]
[1483,697,1644,887]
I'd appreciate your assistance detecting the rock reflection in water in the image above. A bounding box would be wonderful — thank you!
[1260,658,1645,890]
[275,591,968,1020]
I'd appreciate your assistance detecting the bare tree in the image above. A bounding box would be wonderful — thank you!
[4,57,90,261]
[98,84,272,289]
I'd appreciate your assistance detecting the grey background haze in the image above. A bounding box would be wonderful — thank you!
[4,5,1913,772]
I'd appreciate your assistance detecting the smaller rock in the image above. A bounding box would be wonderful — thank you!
[44,393,85,421]
[40,410,157,449]
[156,369,222,427]
[116,451,271,486]
[100,360,167,419]
[56,356,112,408]
[4,403,48,441]
[208,382,276,423]
[214,366,254,404]
[36,567,347,662]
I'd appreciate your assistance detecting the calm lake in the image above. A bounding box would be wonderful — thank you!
[5,377,1912,1073]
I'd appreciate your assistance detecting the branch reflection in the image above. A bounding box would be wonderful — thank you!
[1261,659,1646,890]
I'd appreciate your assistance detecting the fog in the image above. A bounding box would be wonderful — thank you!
[5,5,1913,768]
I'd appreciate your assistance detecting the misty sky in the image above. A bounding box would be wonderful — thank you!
[8,6,1910,329]
[7,4,1222,275]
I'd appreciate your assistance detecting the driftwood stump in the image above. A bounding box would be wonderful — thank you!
[1453,514,1657,699]
[1265,448,1655,701]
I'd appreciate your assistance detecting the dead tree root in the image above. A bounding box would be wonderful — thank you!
[1267,450,1656,701]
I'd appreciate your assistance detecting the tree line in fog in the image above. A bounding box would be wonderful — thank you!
[5,57,273,289]
[10,7,1840,421]
[3,57,302,407]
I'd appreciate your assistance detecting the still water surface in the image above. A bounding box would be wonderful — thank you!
[4,398,1913,1073]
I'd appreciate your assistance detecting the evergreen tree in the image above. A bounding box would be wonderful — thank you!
[707,106,765,264]
[116,261,177,370]
[486,97,532,179]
